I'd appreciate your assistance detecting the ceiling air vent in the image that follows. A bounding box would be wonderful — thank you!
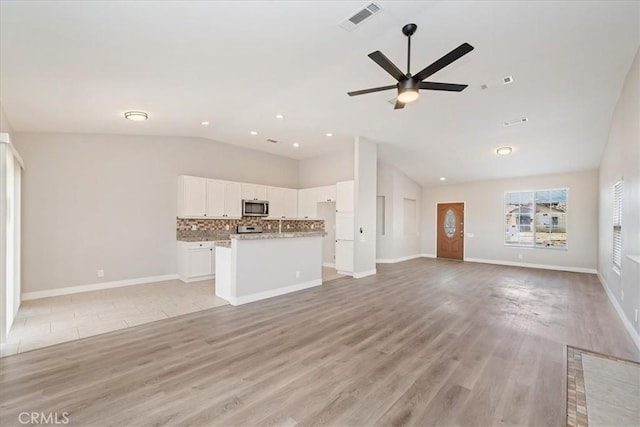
[340,2,382,31]
[503,118,528,127]
[502,75,514,84]
[266,138,278,144]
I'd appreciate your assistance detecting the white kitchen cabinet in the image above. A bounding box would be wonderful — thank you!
[282,188,298,218]
[177,241,215,282]
[241,183,267,201]
[335,240,354,273]
[267,186,284,219]
[224,182,242,218]
[336,180,354,213]
[205,179,225,217]
[177,175,207,217]
[335,212,355,241]
[298,188,319,219]
[316,185,337,203]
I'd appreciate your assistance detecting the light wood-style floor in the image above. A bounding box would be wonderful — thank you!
[1,259,638,426]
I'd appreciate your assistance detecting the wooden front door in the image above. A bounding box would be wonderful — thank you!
[437,203,464,260]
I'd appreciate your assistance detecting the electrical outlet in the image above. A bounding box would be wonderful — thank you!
[268,224,271,229]
[518,254,523,260]
[467,232,475,238]
[191,224,197,231]
[287,224,290,229]
[97,270,104,278]
[311,224,315,229]
[295,271,300,279]
[225,224,230,230]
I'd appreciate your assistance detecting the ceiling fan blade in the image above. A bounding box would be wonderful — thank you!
[413,43,474,82]
[368,51,406,81]
[347,85,397,97]
[419,82,468,92]
[394,100,405,110]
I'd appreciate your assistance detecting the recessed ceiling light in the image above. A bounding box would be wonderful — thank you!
[496,146,513,155]
[326,132,333,137]
[250,131,258,135]
[275,114,284,119]
[124,111,148,121]
[201,121,209,126]
[439,177,446,181]
[293,143,300,148]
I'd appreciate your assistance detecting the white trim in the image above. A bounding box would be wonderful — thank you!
[376,254,422,264]
[627,254,640,264]
[464,257,597,274]
[178,274,215,283]
[227,279,322,306]
[0,133,24,168]
[21,274,179,301]
[353,269,377,278]
[322,262,336,268]
[421,253,436,258]
[597,272,640,351]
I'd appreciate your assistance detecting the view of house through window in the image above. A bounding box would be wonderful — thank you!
[505,189,568,248]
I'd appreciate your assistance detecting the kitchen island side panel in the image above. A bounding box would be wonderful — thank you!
[233,236,322,298]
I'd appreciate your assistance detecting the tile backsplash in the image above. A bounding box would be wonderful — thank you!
[177,217,324,234]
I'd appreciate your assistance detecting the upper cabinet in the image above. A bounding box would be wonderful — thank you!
[282,188,298,219]
[316,185,337,203]
[298,188,319,219]
[267,186,298,219]
[178,176,206,217]
[241,183,267,201]
[178,176,241,218]
[336,181,354,213]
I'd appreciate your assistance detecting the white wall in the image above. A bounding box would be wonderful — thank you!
[0,106,13,134]
[298,145,354,188]
[421,169,599,271]
[353,137,377,277]
[376,162,422,262]
[13,132,299,293]
[598,47,639,341]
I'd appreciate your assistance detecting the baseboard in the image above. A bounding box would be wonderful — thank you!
[229,279,322,306]
[464,258,597,274]
[597,272,640,352]
[337,271,353,277]
[21,274,180,301]
[421,253,436,258]
[322,262,335,268]
[178,274,215,283]
[353,269,377,279]
[376,254,422,264]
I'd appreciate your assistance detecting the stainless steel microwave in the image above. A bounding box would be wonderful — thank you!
[242,199,269,217]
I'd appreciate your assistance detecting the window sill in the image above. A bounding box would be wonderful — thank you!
[504,244,568,251]
[627,255,640,264]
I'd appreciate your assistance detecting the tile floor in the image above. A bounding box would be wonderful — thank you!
[0,279,228,357]
[1,270,343,358]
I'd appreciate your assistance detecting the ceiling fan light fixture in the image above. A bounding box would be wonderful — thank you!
[397,88,419,104]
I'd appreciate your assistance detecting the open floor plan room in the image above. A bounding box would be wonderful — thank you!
[1,260,638,426]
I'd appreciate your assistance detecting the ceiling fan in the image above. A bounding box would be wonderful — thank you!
[348,24,474,109]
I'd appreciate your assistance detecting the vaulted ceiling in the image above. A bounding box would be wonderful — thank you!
[1,1,638,185]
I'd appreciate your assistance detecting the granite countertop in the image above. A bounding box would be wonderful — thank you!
[230,231,326,240]
[177,231,231,242]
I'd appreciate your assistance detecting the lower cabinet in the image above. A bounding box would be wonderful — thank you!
[177,241,216,282]
[335,240,354,274]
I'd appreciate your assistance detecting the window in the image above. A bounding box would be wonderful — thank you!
[505,189,568,248]
[613,181,623,273]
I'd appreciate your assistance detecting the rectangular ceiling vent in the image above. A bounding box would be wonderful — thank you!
[340,3,382,31]
[504,118,528,127]
[502,75,514,84]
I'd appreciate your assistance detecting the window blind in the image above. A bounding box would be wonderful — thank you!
[613,181,623,271]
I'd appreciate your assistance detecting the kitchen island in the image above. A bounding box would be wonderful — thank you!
[215,231,325,305]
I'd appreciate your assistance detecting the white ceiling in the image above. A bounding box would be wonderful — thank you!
[1,1,638,186]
